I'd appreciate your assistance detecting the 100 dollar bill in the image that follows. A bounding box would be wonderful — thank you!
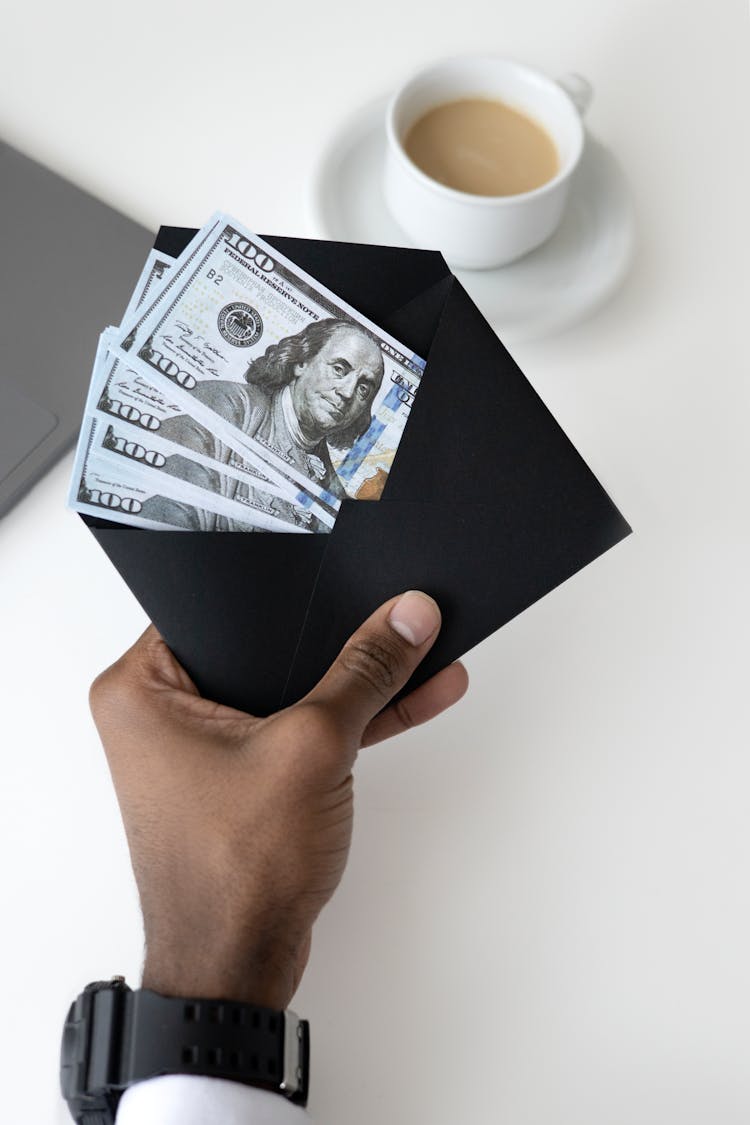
[95,317,329,517]
[71,333,320,532]
[86,330,330,528]
[70,446,273,532]
[72,412,313,532]
[89,343,336,528]
[112,213,425,513]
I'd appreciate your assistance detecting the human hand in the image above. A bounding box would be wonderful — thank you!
[89,591,468,1010]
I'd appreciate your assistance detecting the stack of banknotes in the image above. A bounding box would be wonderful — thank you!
[68,213,426,533]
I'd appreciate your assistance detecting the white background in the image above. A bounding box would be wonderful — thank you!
[1,1,749,1122]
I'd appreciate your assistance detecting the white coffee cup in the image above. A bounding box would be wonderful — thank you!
[384,56,592,270]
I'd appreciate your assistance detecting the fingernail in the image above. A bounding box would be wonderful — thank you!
[388,590,441,647]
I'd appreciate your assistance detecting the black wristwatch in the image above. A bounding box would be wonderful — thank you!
[60,977,309,1123]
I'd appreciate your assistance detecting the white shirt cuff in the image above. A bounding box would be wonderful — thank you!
[116,1075,311,1124]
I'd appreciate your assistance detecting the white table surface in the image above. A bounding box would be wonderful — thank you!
[1,2,748,1122]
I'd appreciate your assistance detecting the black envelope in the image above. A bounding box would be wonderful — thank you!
[83,226,630,716]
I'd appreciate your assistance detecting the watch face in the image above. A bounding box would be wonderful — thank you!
[61,982,131,1122]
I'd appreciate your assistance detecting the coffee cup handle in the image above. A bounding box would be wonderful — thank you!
[556,73,593,117]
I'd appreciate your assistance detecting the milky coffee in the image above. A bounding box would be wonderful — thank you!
[404,97,559,197]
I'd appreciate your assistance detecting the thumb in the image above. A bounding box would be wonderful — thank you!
[306,590,442,736]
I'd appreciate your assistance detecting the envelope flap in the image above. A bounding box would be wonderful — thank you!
[383,279,617,507]
[285,276,631,705]
[283,493,630,707]
[377,274,456,359]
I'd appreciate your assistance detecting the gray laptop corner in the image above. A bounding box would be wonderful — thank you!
[0,141,154,518]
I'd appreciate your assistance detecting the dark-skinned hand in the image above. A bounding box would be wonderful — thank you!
[89,591,468,1009]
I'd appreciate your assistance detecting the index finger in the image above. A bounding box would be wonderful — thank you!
[359,661,469,748]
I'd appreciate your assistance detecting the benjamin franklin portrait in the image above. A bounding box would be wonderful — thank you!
[141,318,385,532]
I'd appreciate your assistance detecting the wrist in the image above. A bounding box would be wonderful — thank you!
[142,948,298,1010]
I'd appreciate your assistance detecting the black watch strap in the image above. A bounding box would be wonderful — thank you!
[61,979,309,1123]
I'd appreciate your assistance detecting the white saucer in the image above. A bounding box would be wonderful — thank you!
[308,97,635,344]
